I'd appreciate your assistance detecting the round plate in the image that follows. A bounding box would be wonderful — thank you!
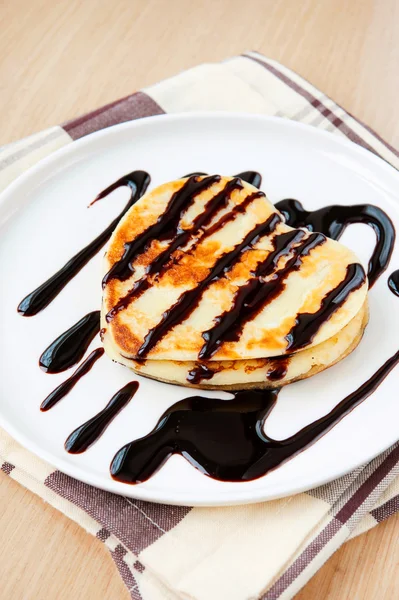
[0,113,398,506]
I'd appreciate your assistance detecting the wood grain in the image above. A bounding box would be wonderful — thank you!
[0,0,398,598]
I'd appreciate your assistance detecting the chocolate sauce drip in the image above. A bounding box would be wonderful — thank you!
[131,357,146,365]
[65,381,139,454]
[275,199,395,287]
[17,171,150,316]
[287,263,366,350]
[187,364,215,385]
[182,172,208,178]
[111,348,399,484]
[194,191,264,240]
[182,171,262,188]
[235,171,262,188]
[136,213,282,358]
[103,175,220,286]
[106,177,244,321]
[39,311,100,373]
[41,348,104,411]
[199,231,325,359]
[267,358,289,381]
[388,270,399,297]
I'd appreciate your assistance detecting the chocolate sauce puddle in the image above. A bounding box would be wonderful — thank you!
[18,171,150,316]
[39,311,100,373]
[111,349,399,484]
[41,348,104,411]
[388,270,399,296]
[275,199,395,287]
[65,381,139,454]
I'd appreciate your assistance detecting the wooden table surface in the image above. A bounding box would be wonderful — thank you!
[1,0,399,598]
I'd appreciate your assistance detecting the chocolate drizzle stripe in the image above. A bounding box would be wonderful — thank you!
[275,199,395,288]
[287,263,366,350]
[235,171,262,188]
[136,212,282,358]
[102,175,221,286]
[39,311,100,374]
[65,381,139,454]
[40,348,104,411]
[111,348,399,484]
[198,191,264,240]
[199,231,325,359]
[267,357,290,381]
[17,171,150,316]
[106,177,246,321]
[388,270,399,297]
[186,364,215,385]
[182,171,262,189]
[106,189,265,322]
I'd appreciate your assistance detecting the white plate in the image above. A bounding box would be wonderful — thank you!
[0,113,398,506]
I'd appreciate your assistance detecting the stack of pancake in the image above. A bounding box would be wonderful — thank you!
[101,175,368,389]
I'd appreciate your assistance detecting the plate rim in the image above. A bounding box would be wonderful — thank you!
[0,111,398,506]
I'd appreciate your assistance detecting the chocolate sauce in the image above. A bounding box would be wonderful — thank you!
[65,381,139,454]
[186,364,215,385]
[41,348,104,411]
[235,171,262,188]
[111,348,399,484]
[275,199,395,287]
[17,171,150,316]
[103,175,221,286]
[388,270,399,297]
[199,230,326,359]
[16,166,397,485]
[182,172,208,178]
[106,177,245,321]
[182,171,262,188]
[39,311,100,373]
[136,213,282,357]
[287,263,366,350]
[267,358,289,381]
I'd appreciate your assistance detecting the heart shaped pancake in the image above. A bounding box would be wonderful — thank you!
[102,176,367,366]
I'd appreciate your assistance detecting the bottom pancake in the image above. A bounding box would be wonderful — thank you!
[102,301,368,390]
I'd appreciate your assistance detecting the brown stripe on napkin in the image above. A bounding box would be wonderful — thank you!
[307,467,364,504]
[111,544,142,600]
[371,495,399,522]
[1,461,15,475]
[243,53,383,158]
[96,527,111,542]
[344,108,399,158]
[262,443,399,599]
[334,444,399,525]
[262,518,343,600]
[133,560,145,573]
[45,471,191,554]
[63,91,165,140]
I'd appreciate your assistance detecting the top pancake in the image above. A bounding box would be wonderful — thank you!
[102,175,368,361]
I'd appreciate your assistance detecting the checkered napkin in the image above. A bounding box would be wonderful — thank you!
[1,52,399,600]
